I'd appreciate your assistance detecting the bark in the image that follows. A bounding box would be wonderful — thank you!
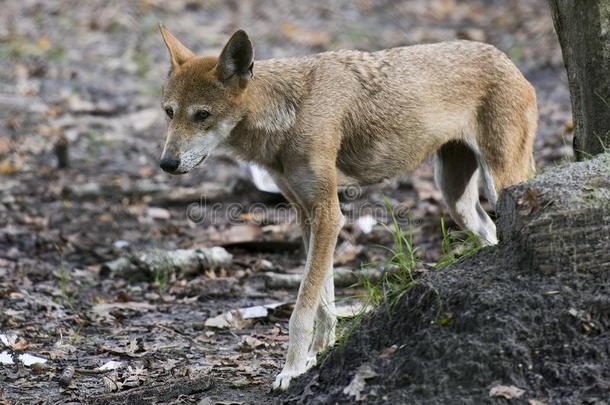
[263,266,387,289]
[497,153,610,272]
[548,0,610,159]
[101,247,233,280]
[87,377,214,405]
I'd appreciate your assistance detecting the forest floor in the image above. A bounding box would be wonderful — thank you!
[0,1,573,404]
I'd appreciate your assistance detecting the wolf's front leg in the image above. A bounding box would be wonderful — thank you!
[272,184,342,391]
[310,273,336,357]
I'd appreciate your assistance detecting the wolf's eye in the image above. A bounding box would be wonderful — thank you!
[164,107,174,119]
[193,110,210,123]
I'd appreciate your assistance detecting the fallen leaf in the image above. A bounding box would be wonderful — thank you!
[18,353,48,366]
[90,301,155,323]
[379,345,397,359]
[0,332,18,348]
[146,207,171,220]
[489,385,525,399]
[37,36,51,51]
[204,302,289,329]
[435,313,454,326]
[104,370,121,392]
[343,363,378,401]
[97,360,124,371]
[122,364,148,387]
[0,158,22,174]
[238,336,266,352]
[356,215,376,234]
[0,350,14,365]
[518,187,544,215]
[0,137,11,154]
[0,332,28,351]
[101,339,146,358]
[49,339,77,360]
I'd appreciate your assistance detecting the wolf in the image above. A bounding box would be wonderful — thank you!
[157,25,537,390]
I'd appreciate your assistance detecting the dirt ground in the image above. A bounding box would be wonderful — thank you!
[0,1,573,404]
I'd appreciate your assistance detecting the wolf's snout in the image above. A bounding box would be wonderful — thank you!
[160,156,180,173]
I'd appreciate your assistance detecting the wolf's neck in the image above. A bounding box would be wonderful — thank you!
[227,59,308,170]
[243,60,306,133]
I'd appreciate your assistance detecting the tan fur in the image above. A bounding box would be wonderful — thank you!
[158,27,537,390]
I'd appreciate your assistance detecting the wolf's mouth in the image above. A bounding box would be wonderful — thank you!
[196,154,209,166]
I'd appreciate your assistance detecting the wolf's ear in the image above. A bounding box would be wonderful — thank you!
[159,24,194,69]
[217,30,254,88]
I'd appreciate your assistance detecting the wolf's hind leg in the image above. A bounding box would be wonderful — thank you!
[434,140,498,246]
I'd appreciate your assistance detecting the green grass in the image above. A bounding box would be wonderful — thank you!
[360,198,419,309]
[332,204,487,356]
[332,199,420,352]
[58,261,70,302]
[436,217,482,269]
[153,266,171,292]
[357,210,482,310]
[69,327,82,344]
[150,248,174,292]
[330,205,482,348]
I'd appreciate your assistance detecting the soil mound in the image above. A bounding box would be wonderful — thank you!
[280,154,610,404]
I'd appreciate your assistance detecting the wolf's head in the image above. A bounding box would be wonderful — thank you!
[158,26,253,174]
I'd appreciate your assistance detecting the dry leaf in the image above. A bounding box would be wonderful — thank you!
[0,332,28,351]
[379,345,398,359]
[97,360,124,371]
[518,187,544,214]
[0,157,22,174]
[343,363,378,401]
[356,215,376,234]
[90,301,155,323]
[146,207,171,220]
[18,353,48,366]
[204,302,290,329]
[238,336,266,352]
[489,385,525,399]
[0,350,14,365]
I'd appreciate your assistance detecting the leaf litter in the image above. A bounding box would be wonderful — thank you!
[0,0,570,403]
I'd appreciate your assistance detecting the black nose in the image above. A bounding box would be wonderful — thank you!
[160,156,180,172]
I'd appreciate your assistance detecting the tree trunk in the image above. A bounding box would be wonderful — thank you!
[548,0,610,159]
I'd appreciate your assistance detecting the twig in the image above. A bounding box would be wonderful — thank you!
[74,367,117,375]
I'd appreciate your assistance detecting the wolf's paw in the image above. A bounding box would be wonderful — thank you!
[272,357,317,391]
[272,369,300,391]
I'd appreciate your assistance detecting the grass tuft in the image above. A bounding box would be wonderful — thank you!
[436,217,482,269]
[333,205,485,355]
[360,198,419,309]
[333,199,420,352]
